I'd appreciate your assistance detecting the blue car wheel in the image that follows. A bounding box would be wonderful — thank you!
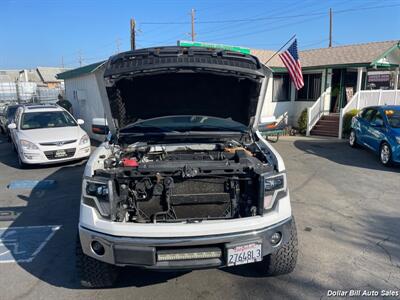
[349,130,358,148]
[380,142,392,166]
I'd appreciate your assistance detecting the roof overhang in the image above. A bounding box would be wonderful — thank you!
[371,41,400,67]
[57,61,106,80]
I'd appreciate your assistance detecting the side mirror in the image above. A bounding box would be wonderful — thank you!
[92,118,109,135]
[77,119,85,125]
[8,123,16,129]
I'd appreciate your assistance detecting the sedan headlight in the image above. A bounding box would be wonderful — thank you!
[396,137,400,144]
[83,178,113,218]
[262,173,287,211]
[79,134,90,145]
[20,139,39,150]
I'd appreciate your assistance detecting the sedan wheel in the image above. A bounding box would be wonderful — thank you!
[349,130,357,148]
[18,154,27,169]
[380,143,392,166]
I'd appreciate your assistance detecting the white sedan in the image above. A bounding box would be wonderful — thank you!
[8,104,91,168]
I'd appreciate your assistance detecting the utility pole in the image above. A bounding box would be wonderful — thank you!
[190,8,196,41]
[130,18,136,50]
[78,50,83,67]
[329,8,333,47]
[61,56,64,68]
[116,37,121,53]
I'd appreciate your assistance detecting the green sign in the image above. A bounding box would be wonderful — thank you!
[178,40,251,54]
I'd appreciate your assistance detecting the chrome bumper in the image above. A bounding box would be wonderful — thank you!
[79,217,293,269]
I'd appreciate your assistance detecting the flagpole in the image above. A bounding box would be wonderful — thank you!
[264,34,296,65]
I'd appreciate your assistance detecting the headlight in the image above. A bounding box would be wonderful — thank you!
[396,137,400,144]
[83,178,112,218]
[79,134,90,145]
[262,173,287,211]
[20,139,39,150]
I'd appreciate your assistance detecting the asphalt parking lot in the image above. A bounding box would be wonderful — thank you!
[0,135,399,300]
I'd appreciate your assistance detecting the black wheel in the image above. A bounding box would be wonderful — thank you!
[17,154,27,169]
[349,130,358,148]
[12,142,17,153]
[76,237,118,288]
[256,218,298,276]
[380,142,392,166]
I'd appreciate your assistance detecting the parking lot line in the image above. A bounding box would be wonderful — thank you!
[7,180,57,190]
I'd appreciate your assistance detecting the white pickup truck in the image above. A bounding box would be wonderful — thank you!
[77,46,298,287]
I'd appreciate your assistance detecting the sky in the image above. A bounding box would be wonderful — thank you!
[1,0,399,69]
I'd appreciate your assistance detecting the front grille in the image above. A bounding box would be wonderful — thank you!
[44,148,76,160]
[40,139,77,146]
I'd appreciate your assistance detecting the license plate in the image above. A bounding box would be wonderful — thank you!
[54,149,67,158]
[227,242,262,266]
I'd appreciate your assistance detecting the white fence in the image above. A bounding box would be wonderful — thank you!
[338,90,400,139]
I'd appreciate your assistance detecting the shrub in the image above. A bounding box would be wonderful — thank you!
[297,108,308,135]
[342,109,359,136]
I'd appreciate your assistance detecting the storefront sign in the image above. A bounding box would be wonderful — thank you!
[367,71,391,83]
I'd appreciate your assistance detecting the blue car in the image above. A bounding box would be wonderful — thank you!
[350,105,400,166]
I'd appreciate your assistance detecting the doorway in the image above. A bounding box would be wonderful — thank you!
[330,69,358,113]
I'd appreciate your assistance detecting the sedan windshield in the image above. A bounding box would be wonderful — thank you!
[120,115,248,134]
[384,109,400,128]
[21,111,77,130]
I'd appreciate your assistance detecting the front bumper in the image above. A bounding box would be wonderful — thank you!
[79,217,293,269]
[19,145,91,165]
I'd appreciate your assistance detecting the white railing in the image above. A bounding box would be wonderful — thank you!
[339,89,400,139]
[306,91,328,136]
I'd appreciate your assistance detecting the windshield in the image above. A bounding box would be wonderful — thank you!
[119,115,248,134]
[384,109,400,128]
[21,111,77,130]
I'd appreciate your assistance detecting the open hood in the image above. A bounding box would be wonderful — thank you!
[100,46,271,132]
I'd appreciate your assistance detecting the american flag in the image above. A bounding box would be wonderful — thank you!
[278,39,304,90]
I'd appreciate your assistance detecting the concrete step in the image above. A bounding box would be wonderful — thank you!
[321,115,340,121]
[310,129,339,137]
[317,119,339,125]
[313,124,339,132]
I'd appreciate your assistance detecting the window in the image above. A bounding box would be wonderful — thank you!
[272,73,291,102]
[384,109,400,128]
[371,110,384,126]
[21,111,77,130]
[296,73,322,101]
[361,108,376,122]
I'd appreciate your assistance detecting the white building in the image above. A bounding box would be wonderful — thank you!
[57,61,107,141]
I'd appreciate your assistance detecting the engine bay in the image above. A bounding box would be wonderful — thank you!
[90,139,273,223]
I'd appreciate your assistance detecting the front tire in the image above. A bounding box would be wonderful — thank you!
[349,130,358,148]
[76,237,118,288]
[256,218,298,276]
[380,142,392,166]
[18,154,27,169]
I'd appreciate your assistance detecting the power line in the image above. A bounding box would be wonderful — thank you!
[139,3,400,25]
[194,1,391,44]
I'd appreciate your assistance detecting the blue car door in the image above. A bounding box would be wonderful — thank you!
[366,109,387,152]
[358,108,376,147]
